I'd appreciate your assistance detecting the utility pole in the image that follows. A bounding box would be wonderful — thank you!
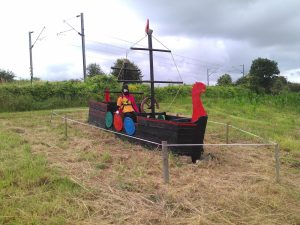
[61,13,87,81]
[207,68,209,86]
[28,27,45,85]
[207,68,216,86]
[241,64,245,77]
[28,31,34,85]
[77,13,86,81]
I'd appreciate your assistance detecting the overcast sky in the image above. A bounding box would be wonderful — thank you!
[0,0,299,84]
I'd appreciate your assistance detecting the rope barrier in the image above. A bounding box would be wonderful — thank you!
[166,143,275,147]
[208,120,227,125]
[208,120,277,145]
[51,108,88,112]
[50,110,280,183]
[52,111,161,146]
[229,125,265,140]
[51,111,277,148]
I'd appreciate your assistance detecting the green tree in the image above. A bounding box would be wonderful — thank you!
[87,63,105,77]
[217,74,233,86]
[270,76,287,94]
[249,58,280,93]
[287,82,300,92]
[235,75,250,87]
[111,58,142,82]
[0,69,15,83]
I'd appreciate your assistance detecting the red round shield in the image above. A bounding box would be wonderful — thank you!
[113,113,123,131]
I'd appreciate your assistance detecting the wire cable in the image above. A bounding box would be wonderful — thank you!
[31,26,46,48]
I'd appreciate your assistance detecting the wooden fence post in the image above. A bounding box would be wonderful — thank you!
[275,143,280,183]
[64,116,68,139]
[50,110,53,123]
[162,141,169,184]
[226,123,230,144]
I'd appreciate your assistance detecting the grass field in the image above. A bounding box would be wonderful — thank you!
[0,100,299,224]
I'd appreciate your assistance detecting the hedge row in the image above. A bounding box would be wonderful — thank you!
[0,75,299,112]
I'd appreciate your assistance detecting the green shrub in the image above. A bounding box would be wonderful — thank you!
[0,75,119,112]
[0,77,299,113]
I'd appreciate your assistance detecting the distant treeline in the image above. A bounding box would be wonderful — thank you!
[0,75,299,113]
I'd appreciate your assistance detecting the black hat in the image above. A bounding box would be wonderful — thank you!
[122,84,129,94]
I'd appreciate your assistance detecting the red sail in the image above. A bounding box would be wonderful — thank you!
[191,82,207,122]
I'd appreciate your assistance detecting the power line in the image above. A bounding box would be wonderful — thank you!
[87,34,222,68]
[41,26,233,72]
[85,39,212,68]
[29,19,244,84]
[62,19,81,35]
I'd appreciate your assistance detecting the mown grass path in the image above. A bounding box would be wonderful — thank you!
[0,108,299,224]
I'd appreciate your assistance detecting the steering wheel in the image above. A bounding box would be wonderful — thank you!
[140,97,159,113]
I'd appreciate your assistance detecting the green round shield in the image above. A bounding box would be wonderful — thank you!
[105,112,113,128]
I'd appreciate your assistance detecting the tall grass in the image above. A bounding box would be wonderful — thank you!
[0,129,88,224]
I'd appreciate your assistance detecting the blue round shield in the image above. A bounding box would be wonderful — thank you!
[124,117,136,136]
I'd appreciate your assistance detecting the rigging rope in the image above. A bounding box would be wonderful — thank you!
[129,34,147,49]
[116,56,127,80]
[117,35,147,80]
[152,35,184,112]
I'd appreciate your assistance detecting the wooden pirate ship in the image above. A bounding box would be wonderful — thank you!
[88,21,208,162]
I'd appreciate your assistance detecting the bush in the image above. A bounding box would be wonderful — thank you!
[0,78,299,113]
[0,75,119,112]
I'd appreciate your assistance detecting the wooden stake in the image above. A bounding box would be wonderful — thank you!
[275,143,280,183]
[64,116,68,139]
[226,123,230,144]
[50,110,53,123]
[162,141,169,184]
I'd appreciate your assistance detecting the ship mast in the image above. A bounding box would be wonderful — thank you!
[147,28,155,117]
[120,20,183,118]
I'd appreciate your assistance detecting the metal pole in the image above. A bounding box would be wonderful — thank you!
[207,68,209,86]
[80,13,87,81]
[162,141,169,184]
[123,62,127,80]
[242,64,245,77]
[147,29,155,118]
[226,123,229,144]
[275,144,280,183]
[29,31,34,85]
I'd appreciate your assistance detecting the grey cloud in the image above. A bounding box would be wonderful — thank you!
[124,0,299,83]
[289,70,300,77]
[129,0,300,47]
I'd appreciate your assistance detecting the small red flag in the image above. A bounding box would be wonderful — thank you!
[104,88,111,102]
[145,19,149,34]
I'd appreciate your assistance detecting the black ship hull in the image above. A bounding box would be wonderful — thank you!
[88,100,207,162]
